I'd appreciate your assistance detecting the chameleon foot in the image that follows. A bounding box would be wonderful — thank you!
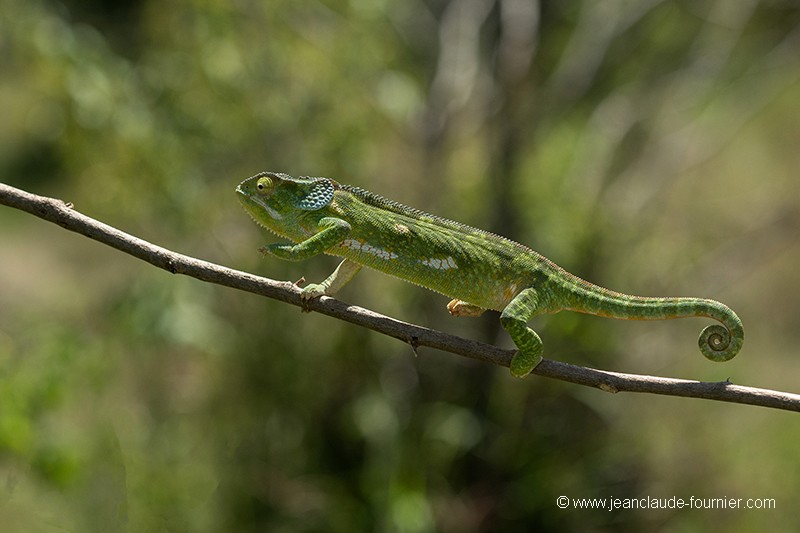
[446,299,486,317]
[299,283,326,313]
[509,344,543,378]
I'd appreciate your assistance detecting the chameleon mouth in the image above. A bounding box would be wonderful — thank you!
[236,185,284,222]
[236,188,291,243]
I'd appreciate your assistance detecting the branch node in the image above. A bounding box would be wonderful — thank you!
[409,336,420,357]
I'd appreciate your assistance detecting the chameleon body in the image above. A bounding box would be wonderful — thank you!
[236,171,744,377]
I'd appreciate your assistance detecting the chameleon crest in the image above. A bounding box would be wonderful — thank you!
[237,171,744,377]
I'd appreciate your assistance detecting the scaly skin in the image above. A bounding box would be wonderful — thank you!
[236,171,744,377]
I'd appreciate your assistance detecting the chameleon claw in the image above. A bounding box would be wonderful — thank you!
[299,295,315,313]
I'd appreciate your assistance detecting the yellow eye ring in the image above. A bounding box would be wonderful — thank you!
[256,177,274,193]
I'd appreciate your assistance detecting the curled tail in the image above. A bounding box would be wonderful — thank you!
[696,306,744,362]
[556,273,744,362]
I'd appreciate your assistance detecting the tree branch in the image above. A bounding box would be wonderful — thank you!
[2,182,798,412]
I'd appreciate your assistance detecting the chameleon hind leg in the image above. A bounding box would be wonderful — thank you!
[500,288,544,378]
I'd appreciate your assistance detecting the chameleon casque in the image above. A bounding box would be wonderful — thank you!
[236,171,744,377]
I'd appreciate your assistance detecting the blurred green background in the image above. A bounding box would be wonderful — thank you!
[1,0,799,530]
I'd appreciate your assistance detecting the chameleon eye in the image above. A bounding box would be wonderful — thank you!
[256,176,274,194]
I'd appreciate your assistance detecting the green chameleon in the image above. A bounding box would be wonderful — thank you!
[236,171,744,377]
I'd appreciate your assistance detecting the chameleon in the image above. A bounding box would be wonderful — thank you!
[236,171,744,377]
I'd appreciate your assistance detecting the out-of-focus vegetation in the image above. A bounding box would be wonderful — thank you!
[1,0,799,530]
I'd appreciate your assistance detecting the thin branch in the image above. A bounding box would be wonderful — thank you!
[2,182,798,412]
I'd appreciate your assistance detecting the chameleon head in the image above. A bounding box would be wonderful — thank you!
[236,171,337,236]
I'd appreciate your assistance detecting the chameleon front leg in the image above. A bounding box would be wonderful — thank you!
[500,287,544,378]
[259,217,359,304]
[261,217,351,261]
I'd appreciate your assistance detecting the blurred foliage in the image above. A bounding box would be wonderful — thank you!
[1,0,800,530]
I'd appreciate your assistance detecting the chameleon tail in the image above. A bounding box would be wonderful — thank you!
[696,307,744,362]
[557,274,744,362]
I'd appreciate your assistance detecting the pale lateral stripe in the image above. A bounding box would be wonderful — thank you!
[341,238,398,260]
[420,256,458,270]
